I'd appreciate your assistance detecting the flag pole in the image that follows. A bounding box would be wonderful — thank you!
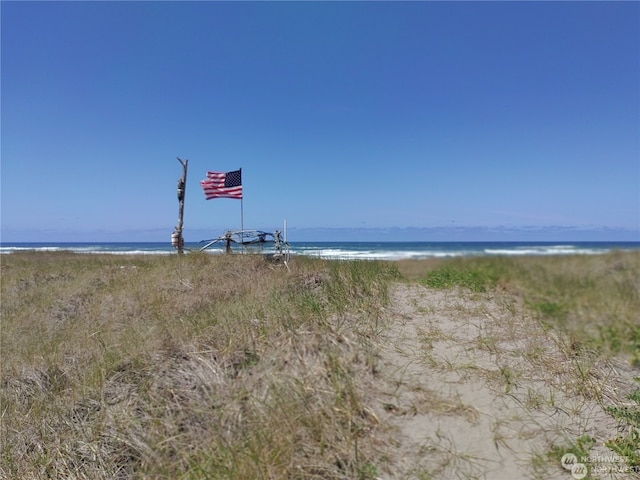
[240,168,244,253]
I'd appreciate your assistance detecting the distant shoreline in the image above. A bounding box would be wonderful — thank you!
[1,240,639,261]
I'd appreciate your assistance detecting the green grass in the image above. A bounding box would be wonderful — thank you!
[419,257,511,292]
[604,378,640,468]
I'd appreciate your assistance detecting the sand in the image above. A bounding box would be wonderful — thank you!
[372,283,636,479]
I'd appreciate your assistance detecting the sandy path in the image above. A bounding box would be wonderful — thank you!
[373,283,634,480]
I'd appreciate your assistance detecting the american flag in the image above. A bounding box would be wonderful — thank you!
[200,169,242,200]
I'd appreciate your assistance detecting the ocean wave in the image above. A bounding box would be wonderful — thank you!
[484,247,604,256]
[0,246,172,255]
[0,246,67,253]
[89,250,172,255]
[1,242,636,260]
[295,248,472,260]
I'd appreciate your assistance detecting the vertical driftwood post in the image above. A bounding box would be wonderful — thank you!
[172,157,188,254]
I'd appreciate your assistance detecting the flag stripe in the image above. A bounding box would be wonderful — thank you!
[201,169,243,200]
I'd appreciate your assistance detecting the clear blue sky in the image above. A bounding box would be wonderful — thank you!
[2,1,639,242]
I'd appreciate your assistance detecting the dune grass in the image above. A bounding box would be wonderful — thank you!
[2,250,639,479]
[406,251,640,366]
[1,251,399,479]
[398,250,640,476]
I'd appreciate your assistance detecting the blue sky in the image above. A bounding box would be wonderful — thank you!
[2,1,639,242]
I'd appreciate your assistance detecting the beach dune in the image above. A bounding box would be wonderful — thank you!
[1,251,638,479]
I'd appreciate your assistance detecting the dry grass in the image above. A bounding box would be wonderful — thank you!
[397,250,640,365]
[1,251,398,479]
[2,250,639,479]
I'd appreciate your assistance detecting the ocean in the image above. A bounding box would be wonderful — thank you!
[1,241,639,261]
